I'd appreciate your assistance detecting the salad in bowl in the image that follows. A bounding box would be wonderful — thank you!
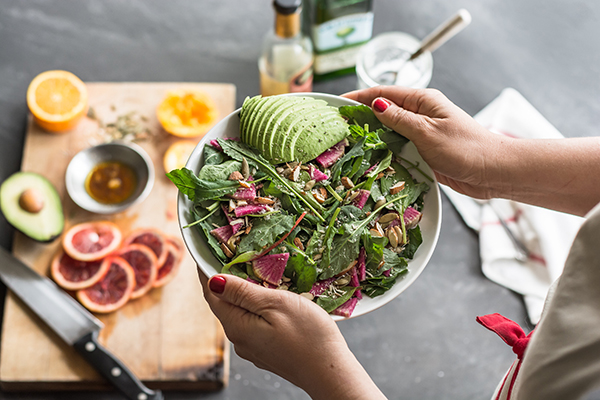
[170,93,441,319]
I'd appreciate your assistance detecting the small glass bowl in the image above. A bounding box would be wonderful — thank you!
[356,31,433,89]
[65,141,155,214]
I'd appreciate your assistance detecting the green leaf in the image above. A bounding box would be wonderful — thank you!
[316,287,357,313]
[364,233,387,271]
[321,208,341,271]
[400,226,423,259]
[339,105,387,132]
[287,253,317,293]
[362,251,408,297]
[167,168,240,202]
[330,137,366,184]
[237,213,295,253]
[203,144,226,166]
[379,130,409,155]
[198,160,242,181]
[222,250,259,269]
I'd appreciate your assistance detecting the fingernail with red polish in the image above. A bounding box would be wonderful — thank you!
[373,98,390,113]
[209,276,226,294]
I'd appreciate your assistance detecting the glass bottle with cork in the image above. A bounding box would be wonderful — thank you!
[302,0,374,80]
[259,0,314,96]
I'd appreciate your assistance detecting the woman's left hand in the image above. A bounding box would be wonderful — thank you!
[198,270,387,400]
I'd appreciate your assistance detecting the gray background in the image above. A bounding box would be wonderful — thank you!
[0,1,598,399]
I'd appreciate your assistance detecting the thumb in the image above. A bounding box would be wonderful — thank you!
[208,274,281,315]
[372,97,425,141]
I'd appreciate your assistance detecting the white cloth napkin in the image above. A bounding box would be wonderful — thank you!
[441,88,584,324]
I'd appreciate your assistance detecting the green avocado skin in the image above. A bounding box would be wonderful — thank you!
[239,95,350,164]
[0,172,64,242]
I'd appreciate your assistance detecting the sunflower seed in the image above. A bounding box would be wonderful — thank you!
[379,213,398,224]
[375,198,386,209]
[370,228,383,237]
[387,228,399,247]
[304,180,316,190]
[241,157,250,179]
[256,196,275,205]
[394,226,404,245]
[334,276,351,286]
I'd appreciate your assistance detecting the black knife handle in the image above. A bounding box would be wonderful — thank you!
[74,331,164,400]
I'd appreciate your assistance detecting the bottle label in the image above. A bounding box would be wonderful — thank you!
[314,44,363,75]
[311,12,374,52]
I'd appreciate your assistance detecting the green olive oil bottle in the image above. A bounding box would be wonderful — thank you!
[302,0,374,80]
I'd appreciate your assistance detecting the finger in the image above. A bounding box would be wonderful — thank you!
[207,274,286,319]
[342,86,421,112]
[370,97,427,142]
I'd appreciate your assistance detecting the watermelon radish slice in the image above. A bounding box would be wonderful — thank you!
[351,189,370,210]
[315,139,347,168]
[403,206,422,229]
[234,204,269,217]
[309,277,336,296]
[210,225,234,244]
[357,247,366,281]
[252,253,289,285]
[332,297,358,318]
[210,137,240,151]
[229,176,256,201]
[355,289,363,300]
[309,166,329,182]
[350,266,359,287]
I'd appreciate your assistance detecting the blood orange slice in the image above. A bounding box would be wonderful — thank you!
[123,228,167,266]
[116,244,158,299]
[77,257,135,313]
[63,221,122,261]
[153,242,182,288]
[51,250,109,291]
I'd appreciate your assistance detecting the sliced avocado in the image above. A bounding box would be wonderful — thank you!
[0,172,64,242]
[240,95,350,164]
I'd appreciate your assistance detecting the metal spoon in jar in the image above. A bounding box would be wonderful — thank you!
[393,9,472,85]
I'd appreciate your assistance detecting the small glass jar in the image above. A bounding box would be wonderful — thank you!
[356,31,433,89]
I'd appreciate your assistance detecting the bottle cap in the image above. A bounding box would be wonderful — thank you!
[273,0,301,15]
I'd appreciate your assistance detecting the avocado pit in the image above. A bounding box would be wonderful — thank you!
[19,188,44,213]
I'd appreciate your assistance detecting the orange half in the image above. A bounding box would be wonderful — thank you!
[26,70,88,132]
[156,90,218,138]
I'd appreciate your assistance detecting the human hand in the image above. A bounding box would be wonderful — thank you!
[198,271,386,400]
[343,86,507,199]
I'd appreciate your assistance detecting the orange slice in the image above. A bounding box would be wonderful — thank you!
[26,70,88,132]
[156,90,218,138]
[163,140,197,172]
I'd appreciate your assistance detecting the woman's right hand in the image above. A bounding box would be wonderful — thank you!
[344,86,507,200]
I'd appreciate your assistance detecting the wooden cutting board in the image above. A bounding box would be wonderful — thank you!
[0,82,235,391]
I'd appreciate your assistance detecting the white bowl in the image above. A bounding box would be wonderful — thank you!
[178,92,442,320]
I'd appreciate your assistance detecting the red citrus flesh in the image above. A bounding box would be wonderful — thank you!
[51,250,110,291]
[153,242,182,288]
[63,221,122,262]
[77,257,134,313]
[123,228,167,266]
[116,244,158,299]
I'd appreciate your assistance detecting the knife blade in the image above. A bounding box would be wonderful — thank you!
[0,247,163,400]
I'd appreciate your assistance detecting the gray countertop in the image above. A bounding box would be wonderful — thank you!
[0,1,598,399]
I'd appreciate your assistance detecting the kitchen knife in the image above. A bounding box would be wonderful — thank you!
[0,247,163,400]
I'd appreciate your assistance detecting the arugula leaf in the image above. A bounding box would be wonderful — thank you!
[222,250,259,269]
[198,160,242,181]
[339,104,387,132]
[400,226,423,259]
[305,225,326,258]
[316,287,357,313]
[380,162,429,209]
[218,139,325,222]
[320,208,341,272]
[237,213,295,253]
[330,137,366,184]
[362,249,408,297]
[167,168,240,202]
[203,143,227,166]
[379,130,409,155]
[364,233,388,271]
[286,252,317,293]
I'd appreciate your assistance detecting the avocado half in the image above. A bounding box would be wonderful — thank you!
[240,95,350,164]
[0,172,64,242]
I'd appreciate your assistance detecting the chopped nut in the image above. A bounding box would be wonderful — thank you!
[287,161,299,169]
[377,260,386,270]
[239,180,252,188]
[245,225,252,234]
[226,235,237,252]
[335,185,345,191]
[379,213,399,224]
[386,166,396,174]
[389,181,406,195]
[370,228,383,237]
[300,292,315,301]
[336,260,358,277]
[387,228,399,247]
[312,187,328,204]
[256,196,275,205]
[376,172,384,180]
[277,284,289,290]
[229,199,236,212]
[282,167,292,177]
[289,166,300,182]
[241,157,250,180]
[228,170,244,181]
[366,211,371,217]
[293,237,305,251]
[375,222,385,236]
[304,179,316,191]
[341,176,355,189]
[220,243,234,258]
[236,200,247,207]
[313,253,322,260]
